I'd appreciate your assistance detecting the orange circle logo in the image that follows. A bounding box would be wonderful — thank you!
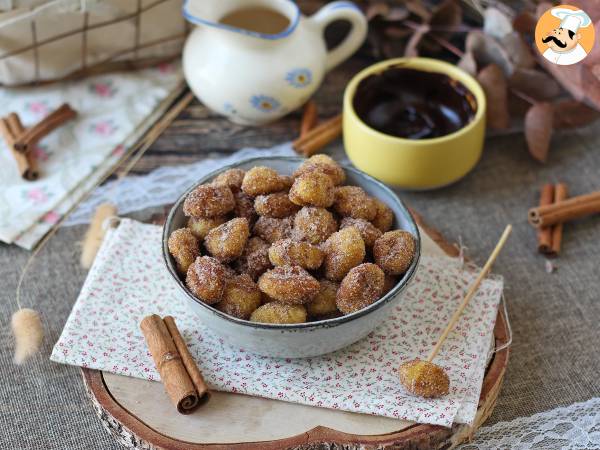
[535,5,595,66]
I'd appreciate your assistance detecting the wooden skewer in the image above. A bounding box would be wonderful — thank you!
[426,224,512,363]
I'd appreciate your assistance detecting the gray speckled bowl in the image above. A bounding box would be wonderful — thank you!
[162,156,420,358]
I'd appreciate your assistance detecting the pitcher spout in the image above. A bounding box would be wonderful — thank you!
[183,0,301,40]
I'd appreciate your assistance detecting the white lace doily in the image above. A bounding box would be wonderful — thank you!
[460,397,600,449]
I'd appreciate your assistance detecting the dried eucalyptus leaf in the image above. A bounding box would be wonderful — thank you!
[583,21,600,66]
[466,31,513,76]
[477,64,510,130]
[502,32,536,70]
[553,99,600,129]
[483,7,513,40]
[525,102,554,163]
[405,0,431,21]
[366,2,389,21]
[404,24,430,57]
[512,11,537,35]
[539,57,600,111]
[458,51,478,75]
[509,68,561,101]
[421,0,462,53]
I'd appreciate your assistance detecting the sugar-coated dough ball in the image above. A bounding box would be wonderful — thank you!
[183,184,235,218]
[258,266,320,305]
[336,263,384,314]
[322,226,365,281]
[373,230,416,275]
[250,303,307,324]
[187,216,227,240]
[292,206,337,245]
[233,191,257,225]
[294,154,346,186]
[268,239,323,270]
[306,280,339,318]
[372,199,394,232]
[168,228,200,275]
[185,256,230,304]
[253,216,293,243]
[234,236,272,280]
[382,274,399,295]
[204,217,250,262]
[213,168,245,192]
[241,166,288,197]
[340,217,382,249]
[398,359,450,398]
[333,186,377,221]
[216,274,261,320]
[289,172,335,207]
[254,192,300,218]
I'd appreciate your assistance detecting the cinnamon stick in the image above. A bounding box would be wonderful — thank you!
[0,115,39,181]
[293,114,342,157]
[140,314,209,414]
[528,191,600,228]
[550,183,569,255]
[300,100,318,138]
[164,316,209,406]
[537,184,554,255]
[13,103,77,153]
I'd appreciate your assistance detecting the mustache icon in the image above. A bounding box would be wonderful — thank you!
[542,35,567,48]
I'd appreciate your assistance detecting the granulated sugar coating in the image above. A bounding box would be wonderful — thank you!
[204,217,249,262]
[294,154,346,186]
[371,198,394,232]
[167,228,200,275]
[268,238,323,270]
[241,166,289,196]
[292,206,337,245]
[167,158,417,324]
[250,302,307,324]
[234,236,272,280]
[216,274,262,320]
[307,279,339,318]
[187,216,227,240]
[398,359,450,398]
[336,263,385,314]
[323,226,366,281]
[185,256,230,304]
[212,168,245,192]
[340,217,382,249]
[373,230,417,275]
[254,192,300,218]
[289,171,335,207]
[333,186,377,221]
[253,216,293,243]
[183,183,235,218]
[258,265,320,305]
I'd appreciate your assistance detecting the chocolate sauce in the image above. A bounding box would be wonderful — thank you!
[353,66,477,140]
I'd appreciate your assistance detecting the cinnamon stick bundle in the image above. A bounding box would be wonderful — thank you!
[140,315,209,414]
[300,100,318,138]
[14,103,77,153]
[293,114,342,157]
[537,184,554,254]
[529,190,600,228]
[551,183,568,255]
[0,114,39,181]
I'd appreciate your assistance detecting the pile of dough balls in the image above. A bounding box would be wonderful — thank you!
[167,155,416,325]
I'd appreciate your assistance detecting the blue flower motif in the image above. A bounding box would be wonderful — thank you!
[250,95,281,112]
[223,102,237,115]
[285,68,312,88]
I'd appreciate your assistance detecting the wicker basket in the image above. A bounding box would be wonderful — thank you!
[0,0,187,86]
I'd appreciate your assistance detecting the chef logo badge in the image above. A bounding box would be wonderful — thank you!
[535,5,595,66]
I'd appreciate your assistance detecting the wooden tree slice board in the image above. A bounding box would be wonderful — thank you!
[82,214,510,449]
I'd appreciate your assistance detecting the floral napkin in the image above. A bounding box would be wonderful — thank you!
[0,62,183,249]
[51,219,503,427]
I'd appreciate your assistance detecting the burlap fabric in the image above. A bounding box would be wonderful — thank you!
[1,122,600,448]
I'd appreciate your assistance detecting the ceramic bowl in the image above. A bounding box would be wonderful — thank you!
[162,156,420,358]
[343,57,486,190]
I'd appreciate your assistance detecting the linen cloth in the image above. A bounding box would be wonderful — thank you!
[0,61,182,248]
[51,218,503,427]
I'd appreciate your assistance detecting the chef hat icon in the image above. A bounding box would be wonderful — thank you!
[551,8,592,33]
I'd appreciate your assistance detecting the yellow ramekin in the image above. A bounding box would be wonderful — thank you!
[343,57,486,189]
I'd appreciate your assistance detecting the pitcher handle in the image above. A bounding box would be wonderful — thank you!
[309,2,368,73]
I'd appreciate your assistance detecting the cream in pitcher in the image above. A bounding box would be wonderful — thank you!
[182,0,368,125]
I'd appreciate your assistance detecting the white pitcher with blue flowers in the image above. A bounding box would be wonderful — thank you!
[182,0,367,125]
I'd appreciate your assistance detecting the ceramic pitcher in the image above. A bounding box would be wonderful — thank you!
[182,0,368,126]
